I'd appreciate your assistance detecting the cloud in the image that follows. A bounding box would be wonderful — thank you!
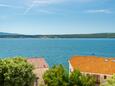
[38,9,57,14]
[23,0,63,15]
[75,0,110,3]
[0,3,23,8]
[31,0,96,4]
[24,0,110,15]
[0,4,10,7]
[85,9,112,14]
[24,3,34,15]
[32,0,64,4]
[75,0,95,3]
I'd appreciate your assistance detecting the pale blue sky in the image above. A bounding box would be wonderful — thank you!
[0,0,115,34]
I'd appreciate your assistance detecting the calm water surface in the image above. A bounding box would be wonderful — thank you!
[0,38,115,67]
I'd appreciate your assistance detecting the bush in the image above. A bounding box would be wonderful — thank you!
[0,57,35,86]
[43,64,96,86]
[43,64,69,86]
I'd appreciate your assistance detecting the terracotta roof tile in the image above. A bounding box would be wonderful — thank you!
[70,56,115,75]
[27,58,48,68]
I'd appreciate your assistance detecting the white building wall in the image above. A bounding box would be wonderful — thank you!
[68,61,74,74]
[69,62,112,84]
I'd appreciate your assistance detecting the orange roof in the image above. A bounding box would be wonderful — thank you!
[69,56,115,75]
[27,58,48,68]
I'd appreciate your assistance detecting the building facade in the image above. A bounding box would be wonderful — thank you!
[69,56,115,84]
[27,58,49,86]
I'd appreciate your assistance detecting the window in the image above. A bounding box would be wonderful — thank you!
[87,74,90,76]
[104,75,107,79]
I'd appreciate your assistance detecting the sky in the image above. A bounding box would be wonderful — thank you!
[0,0,115,35]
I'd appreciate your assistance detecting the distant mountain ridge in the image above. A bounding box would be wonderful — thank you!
[0,32,115,38]
[0,32,12,35]
[0,32,19,35]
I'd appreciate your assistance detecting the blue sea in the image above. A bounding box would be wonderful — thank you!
[0,38,115,67]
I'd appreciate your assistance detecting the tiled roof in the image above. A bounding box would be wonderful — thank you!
[69,56,115,75]
[27,58,48,85]
[27,58,48,68]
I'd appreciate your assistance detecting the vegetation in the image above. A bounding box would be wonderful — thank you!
[101,74,115,86]
[43,65,69,86]
[69,70,82,86]
[43,64,96,86]
[80,74,96,86]
[0,32,115,38]
[0,57,35,86]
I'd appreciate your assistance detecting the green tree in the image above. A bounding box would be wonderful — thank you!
[101,74,115,86]
[80,74,96,86]
[0,57,35,86]
[69,70,82,86]
[43,64,69,86]
[69,70,96,86]
[43,65,96,86]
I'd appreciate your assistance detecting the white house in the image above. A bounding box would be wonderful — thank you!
[69,56,115,85]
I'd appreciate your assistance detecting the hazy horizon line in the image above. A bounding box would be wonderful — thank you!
[0,31,115,35]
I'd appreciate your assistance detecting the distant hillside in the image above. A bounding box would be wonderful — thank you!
[0,32,115,38]
[0,32,20,35]
[0,32,13,35]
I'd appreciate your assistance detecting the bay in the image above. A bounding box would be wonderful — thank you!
[0,38,115,67]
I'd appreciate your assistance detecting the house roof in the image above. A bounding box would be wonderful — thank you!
[69,56,115,75]
[27,58,48,85]
[27,58,48,68]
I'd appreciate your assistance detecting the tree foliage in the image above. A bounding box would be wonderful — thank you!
[69,70,96,86]
[43,65,96,86]
[0,57,35,86]
[80,74,96,86]
[43,64,69,86]
[69,70,82,86]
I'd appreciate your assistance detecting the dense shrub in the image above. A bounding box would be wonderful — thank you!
[43,64,96,86]
[0,57,35,86]
[70,70,96,86]
[43,64,69,86]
